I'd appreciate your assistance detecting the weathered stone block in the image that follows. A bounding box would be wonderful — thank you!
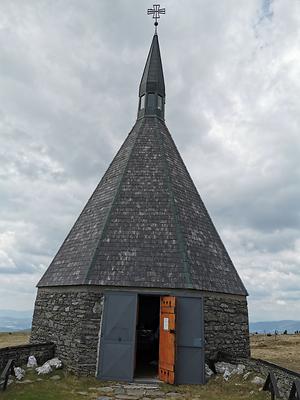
[203,294,250,359]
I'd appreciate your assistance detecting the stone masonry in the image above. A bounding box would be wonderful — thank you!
[31,287,249,376]
[31,287,103,375]
[0,342,54,372]
[204,295,250,359]
[240,358,300,399]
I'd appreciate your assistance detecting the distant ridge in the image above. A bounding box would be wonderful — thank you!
[0,310,32,318]
[0,310,32,332]
[250,320,300,334]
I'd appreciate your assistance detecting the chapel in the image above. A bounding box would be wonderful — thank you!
[31,13,249,384]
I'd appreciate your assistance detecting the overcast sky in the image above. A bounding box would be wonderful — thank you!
[0,0,299,322]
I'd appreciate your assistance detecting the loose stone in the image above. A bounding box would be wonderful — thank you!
[124,385,158,390]
[145,391,165,397]
[243,372,251,380]
[96,397,113,400]
[16,379,33,384]
[126,389,145,396]
[98,387,114,393]
[251,376,265,386]
[50,375,61,380]
[114,387,126,394]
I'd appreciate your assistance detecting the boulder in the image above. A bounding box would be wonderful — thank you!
[251,376,265,386]
[215,362,245,381]
[236,364,246,375]
[27,355,37,368]
[35,357,62,375]
[48,357,63,369]
[205,363,214,379]
[36,362,52,375]
[14,367,25,380]
[215,362,236,375]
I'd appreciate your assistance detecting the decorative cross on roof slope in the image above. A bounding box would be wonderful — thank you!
[147,4,166,33]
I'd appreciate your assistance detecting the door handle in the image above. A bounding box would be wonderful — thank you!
[170,329,176,334]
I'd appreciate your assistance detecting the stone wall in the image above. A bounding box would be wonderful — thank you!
[203,295,250,359]
[31,287,249,376]
[31,287,103,375]
[0,342,55,372]
[239,358,300,399]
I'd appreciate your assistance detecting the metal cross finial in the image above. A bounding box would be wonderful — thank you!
[147,4,166,33]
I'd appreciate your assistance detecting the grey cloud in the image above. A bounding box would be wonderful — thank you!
[0,0,299,319]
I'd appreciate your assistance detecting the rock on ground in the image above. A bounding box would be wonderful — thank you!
[243,372,251,380]
[50,375,61,380]
[251,376,265,386]
[27,355,37,368]
[215,361,245,381]
[205,363,214,378]
[36,362,52,375]
[96,397,112,400]
[97,387,114,393]
[14,367,25,380]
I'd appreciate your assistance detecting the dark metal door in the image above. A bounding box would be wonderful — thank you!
[97,292,137,381]
[176,297,205,384]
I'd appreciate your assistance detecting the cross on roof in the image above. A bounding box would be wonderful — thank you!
[147,4,166,33]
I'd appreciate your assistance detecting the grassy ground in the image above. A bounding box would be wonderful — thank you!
[251,333,300,373]
[1,332,299,399]
[1,369,269,400]
[0,331,30,348]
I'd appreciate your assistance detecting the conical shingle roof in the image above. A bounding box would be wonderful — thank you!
[38,34,247,296]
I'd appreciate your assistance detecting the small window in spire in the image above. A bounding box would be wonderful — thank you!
[140,95,145,109]
[158,95,163,110]
[148,93,156,109]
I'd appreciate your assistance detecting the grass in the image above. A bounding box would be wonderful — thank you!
[165,375,269,399]
[251,333,300,373]
[0,331,30,348]
[2,332,300,399]
[1,369,269,400]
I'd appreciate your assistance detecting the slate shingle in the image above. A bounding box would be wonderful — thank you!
[38,117,247,296]
[38,32,247,296]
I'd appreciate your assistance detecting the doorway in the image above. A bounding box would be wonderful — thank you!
[97,292,205,384]
[135,294,160,379]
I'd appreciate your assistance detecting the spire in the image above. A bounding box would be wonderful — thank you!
[137,33,166,120]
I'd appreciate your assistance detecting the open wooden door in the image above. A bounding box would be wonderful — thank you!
[159,296,176,384]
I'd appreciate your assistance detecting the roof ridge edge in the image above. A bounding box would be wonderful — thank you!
[154,120,193,288]
[161,122,248,296]
[83,119,145,284]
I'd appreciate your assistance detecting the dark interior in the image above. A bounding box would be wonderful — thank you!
[135,295,160,379]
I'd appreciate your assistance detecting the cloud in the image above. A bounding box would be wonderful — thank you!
[0,231,16,271]
[0,0,299,321]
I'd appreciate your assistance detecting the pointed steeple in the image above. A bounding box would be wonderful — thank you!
[137,34,165,120]
[37,24,247,298]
